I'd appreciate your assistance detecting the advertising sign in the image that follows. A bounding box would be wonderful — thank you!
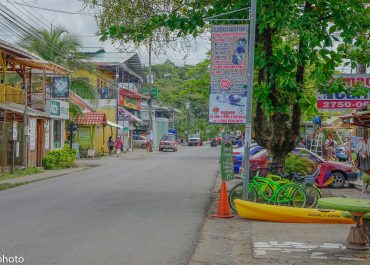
[52,77,69,98]
[317,74,370,109]
[220,136,234,181]
[46,99,69,119]
[209,25,248,124]
[29,118,36,151]
[78,127,91,147]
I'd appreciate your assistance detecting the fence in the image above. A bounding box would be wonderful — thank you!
[0,84,24,104]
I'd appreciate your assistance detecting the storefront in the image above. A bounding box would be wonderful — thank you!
[117,106,142,151]
[46,99,69,150]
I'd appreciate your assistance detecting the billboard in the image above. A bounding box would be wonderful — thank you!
[317,74,370,109]
[52,77,69,99]
[209,25,248,124]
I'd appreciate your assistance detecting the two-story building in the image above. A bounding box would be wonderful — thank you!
[74,48,146,153]
[0,40,70,170]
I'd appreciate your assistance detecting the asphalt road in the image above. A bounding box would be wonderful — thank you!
[0,146,219,265]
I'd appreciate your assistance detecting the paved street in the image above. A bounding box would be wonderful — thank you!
[0,146,219,265]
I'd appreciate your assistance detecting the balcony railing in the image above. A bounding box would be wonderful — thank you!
[0,84,24,104]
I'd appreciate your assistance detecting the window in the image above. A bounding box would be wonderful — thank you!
[53,120,62,149]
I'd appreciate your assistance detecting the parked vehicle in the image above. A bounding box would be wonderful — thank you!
[241,148,358,189]
[210,138,218,147]
[159,134,178,151]
[133,135,146,149]
[233,144,263,174]
[188,134,202,146]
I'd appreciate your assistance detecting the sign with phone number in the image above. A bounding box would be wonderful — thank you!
[317,74,370,109]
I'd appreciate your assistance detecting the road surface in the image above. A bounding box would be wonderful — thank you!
[0,146,219,265]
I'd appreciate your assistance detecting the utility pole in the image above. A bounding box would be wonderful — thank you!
[148,36,154,151]
[115,65,119,136]
[186,97,190,140]
[242,0,257,200]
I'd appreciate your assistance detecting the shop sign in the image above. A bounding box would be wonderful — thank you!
[44,120,50,150]
[52,77,69,99]
[119,95,141,111]
[209,25,248,124]
[317,74,370,109]
[29,118,36,151]
[78,127,91,147]
[46,100,69,119]
[220,136,234,181]
[140,88,158,98]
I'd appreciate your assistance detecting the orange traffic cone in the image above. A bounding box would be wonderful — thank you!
[212,180,233,218]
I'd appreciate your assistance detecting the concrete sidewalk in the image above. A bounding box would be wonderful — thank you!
[188,178,370,265]
[0,166,89,185]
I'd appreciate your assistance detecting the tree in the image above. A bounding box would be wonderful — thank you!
[85,0,370,164]
[19,26,83,67]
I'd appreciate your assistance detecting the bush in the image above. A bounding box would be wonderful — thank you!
[42,147,78,170]
[284,153,315,176]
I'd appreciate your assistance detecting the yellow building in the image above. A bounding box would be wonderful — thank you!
[74,49,145,154]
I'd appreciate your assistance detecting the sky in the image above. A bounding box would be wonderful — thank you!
[1,0,211,66]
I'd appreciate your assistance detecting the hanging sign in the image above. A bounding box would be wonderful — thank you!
[29,119,36,151]
[209,25,248,124]
[220,135,234,181]
[317,74,370,109]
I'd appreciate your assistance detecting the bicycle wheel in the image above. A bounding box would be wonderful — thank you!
[276,184,306,208]
[253,181,274,203]
[228,183,257,213]
[304,185,321,208]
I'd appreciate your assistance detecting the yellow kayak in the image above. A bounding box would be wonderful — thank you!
[234,199,354,224]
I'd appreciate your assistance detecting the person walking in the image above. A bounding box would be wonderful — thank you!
[108,136,114,156]
[325,133,336,160]
[115,136,123,157]
[145,132,151,152]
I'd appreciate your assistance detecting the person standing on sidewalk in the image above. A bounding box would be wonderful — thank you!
[146,131,153,152]
[108,136,114,156]
[115,136,123,157]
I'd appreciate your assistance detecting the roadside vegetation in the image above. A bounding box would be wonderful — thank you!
[42,148,78,170]
[0,167,43,182]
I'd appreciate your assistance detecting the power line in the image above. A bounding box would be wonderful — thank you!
[10,1,96,16]
[0,3,138,91]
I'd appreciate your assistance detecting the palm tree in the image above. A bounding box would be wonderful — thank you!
[19,26,97,103]
[19,26,83,67]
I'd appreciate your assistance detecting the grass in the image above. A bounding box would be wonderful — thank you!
[0,167,43,182]
[0,182,29,191]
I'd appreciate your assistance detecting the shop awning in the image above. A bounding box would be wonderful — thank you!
[120,87,148,99]
[118,107,143,123]
[0,102,49,118]
[74,112,107,125]
[107,120,124,129]
[341,111,370,128]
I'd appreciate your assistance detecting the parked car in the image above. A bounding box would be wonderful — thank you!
[233,144,263,174]
[292,148,358,189]
[133,135,146,149]
[240,148,358,188]
[188,134,202,146]
[159,133,178,152]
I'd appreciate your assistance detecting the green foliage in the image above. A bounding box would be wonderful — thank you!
[71,79,98,99]
[19,26,84,67]
[0,167,43,181]
[42,147,78,170]
[284,153,314,176]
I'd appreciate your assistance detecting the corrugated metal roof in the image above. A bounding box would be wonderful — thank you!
[0,39,41,59]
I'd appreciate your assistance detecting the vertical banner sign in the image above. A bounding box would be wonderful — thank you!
[221,137,234,181]
[209,25,248,124]
[317,74,370,109]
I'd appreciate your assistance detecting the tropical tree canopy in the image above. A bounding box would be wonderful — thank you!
[19,26,83,67]
[84,0,370,163]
